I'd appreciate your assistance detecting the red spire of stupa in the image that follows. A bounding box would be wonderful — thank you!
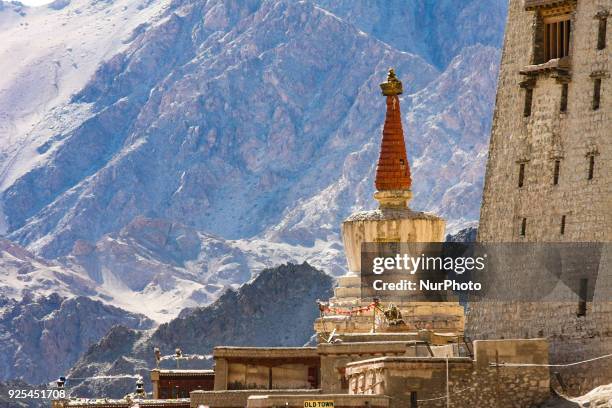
[375,69,412,192]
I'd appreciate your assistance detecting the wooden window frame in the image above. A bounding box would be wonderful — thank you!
[543,15,571,61]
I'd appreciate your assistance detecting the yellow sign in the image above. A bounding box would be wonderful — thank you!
[304,401,334,408]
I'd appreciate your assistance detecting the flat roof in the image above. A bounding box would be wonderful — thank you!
[317,340,424,354]
[345,356,473,371]
[151,369,214,377]
[213,347,318,359]
[57,398,190,407]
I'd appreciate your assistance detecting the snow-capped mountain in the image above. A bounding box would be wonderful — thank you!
[0,0,506,322]
[0,237,99,299]
[0,0,171,204]
[61,216,344,320]
[0,217,341,321]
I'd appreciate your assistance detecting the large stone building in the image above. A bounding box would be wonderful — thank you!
[468,0,612,396]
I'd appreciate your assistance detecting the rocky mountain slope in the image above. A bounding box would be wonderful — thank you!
[60,216,342,320]
[0,0,171,205]
[63,262,333,398]
[0,379,48,408]
[0,220,478,323]
[0,0,505,326]
[313,0,506,69]
[0,293,153,384]
[3,0,435,258]
[0,237,100,300]
[1,0,505,262]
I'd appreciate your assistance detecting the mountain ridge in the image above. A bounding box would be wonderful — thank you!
[64,262,334,398]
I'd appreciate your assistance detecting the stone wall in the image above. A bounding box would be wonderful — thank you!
[212,347,319,391]
[470,0,612,395]
[246,394,390,408]
[478,0,611,243]
[314,304,465,336]
[317,342,423,394]
[190,389,321,408]
[345,339,550,408]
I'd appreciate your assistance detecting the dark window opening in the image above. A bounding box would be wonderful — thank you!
[553,160,560,185]
[560,83,568,112]
[543,17,571,60]
[518,163,526,188]
[598,18,607,50]
[588,155,595,180]
[524,88,534,117]
[520,218,527,237]
[307,366,319,389]
[339,368,348,390]
[593,78,601,110]
[560,215,566,235]
[577,278,588,317]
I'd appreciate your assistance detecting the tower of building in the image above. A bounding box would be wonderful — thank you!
[467,0,611,395]
[315,69,464,337]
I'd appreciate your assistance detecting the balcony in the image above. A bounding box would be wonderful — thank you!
[520,57,571,80]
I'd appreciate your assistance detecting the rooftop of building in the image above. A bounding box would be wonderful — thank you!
[524,0,576,11]
[213,346,318,359]
[55,398,190,408]
[346,355,473,367]
[151,369,214,377]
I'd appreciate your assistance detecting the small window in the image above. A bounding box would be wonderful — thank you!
[577,278,588,317]
[518,163,526,187]
[524,88,534,117]
[543,16,571,60]
[560,83,568,112]
[560,215,566,235]
[598,17,607,50]
[553,160,560,185]
[593,78,602,110]
[588,155,595,180]
[520,218,527,236]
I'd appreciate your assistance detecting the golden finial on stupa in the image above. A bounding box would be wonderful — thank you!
[380,68,403,96]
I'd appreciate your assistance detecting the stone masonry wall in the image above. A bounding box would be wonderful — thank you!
[346,339,550,408]
[469,0,612,396]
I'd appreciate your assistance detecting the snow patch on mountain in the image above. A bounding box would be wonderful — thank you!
[0,0,505,323]
[0,0,171,211]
